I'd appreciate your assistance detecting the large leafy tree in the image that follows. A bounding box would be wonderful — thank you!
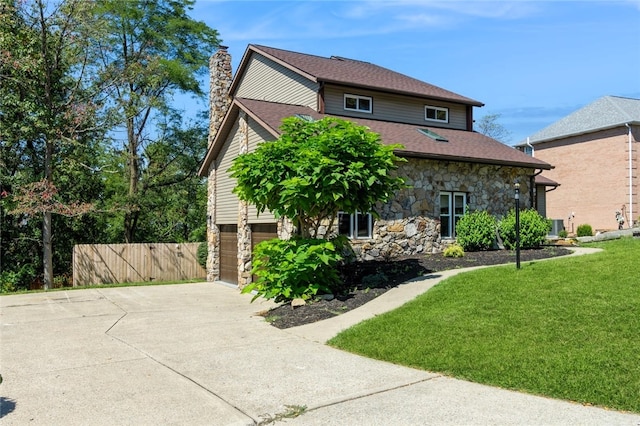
[92,0,219,242]
[1,0,103,290]
[230,117,406,238]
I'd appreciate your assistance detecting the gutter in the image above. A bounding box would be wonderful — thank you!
[626,123,633,227]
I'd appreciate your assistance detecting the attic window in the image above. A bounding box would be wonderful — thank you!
[425,105,448,123]
[295,114,315,122]
[344,94,372,113]
[418,128,448,142]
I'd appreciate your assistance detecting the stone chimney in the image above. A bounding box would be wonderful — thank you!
[208,46,233,147]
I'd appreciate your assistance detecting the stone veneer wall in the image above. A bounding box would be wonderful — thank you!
[217,153,533,285]
[320,158,533,261]
[206,47,232,281]
[237,112,252,287]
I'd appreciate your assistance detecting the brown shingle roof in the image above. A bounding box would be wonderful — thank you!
[235,98,551,170]
[236,45,483,107]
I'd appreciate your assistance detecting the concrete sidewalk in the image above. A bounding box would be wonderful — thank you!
[2,247,638,425]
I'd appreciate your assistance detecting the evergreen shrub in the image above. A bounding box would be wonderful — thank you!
[576,224,593,237]
[455,210,497,251]
[499,209,551,249]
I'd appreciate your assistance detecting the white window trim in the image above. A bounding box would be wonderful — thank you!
[344,94,373,114]
[425,105,449,123]
[338,210,373,239]
[440,191,467,238]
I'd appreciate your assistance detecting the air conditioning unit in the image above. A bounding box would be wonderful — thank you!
[549,219,565,236]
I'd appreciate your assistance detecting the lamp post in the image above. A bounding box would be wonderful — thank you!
[514,182,521,269]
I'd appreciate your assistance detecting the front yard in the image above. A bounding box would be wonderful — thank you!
[328,237,640,413]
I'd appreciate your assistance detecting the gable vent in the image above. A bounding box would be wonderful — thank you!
[418,128,448,142]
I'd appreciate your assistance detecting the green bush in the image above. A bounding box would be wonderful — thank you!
[197,242,208,269]
[498,209,551,250]
[0,265,36,293]
[576,224,593,237]
[242,236,351,303]
[443,244,465,258]
[455,210,497,251]
[558,229,568,238]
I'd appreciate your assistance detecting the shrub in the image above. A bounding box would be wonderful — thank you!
[197,242,208,269]
[443,244,465,258]
[498,209,551,249]
[558,229,568,238]
[455,210,497,251]
[577,224,593,237]
[242,236,351,303]
[0,265,36,293]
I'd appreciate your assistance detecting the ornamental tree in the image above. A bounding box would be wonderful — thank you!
[229,116,406,238]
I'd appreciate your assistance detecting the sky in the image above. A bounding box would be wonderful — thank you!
[185,0,640,145]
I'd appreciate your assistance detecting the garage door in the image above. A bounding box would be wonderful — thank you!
[219,225,237,284]
[251,223,278,248]
[251,224,278,283]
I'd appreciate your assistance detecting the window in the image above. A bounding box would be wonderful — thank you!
[440,192,467,238]
[425,105,448,123]
[417,128,448,142]
[338,211,372,239]
[344,94,372,113]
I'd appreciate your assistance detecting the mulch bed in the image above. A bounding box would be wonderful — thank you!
[263,246,573,329]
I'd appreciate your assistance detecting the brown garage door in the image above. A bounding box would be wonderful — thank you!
[251,223,278,248]
[251,224,278,283]
[219,225,237,284]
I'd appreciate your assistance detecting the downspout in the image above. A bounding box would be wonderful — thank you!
[526,137,535,157]
[530,169,543,210]
[626,123,633,227]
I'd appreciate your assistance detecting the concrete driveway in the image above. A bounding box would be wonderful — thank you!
[2,262,639,425]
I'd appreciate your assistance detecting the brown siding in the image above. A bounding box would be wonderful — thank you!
[323,84,468,130]
[534,126,637,232]
[235,53,318,107]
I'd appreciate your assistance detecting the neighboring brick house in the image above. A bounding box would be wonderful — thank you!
[516,96,640,233]
[199,44,552,286]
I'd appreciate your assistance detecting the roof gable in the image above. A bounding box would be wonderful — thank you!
[525,96,640,144]
[231,44,483,107]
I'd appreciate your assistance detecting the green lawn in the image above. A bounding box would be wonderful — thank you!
[329,237,640,413]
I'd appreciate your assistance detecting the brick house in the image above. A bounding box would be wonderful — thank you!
[516,96,639,233]
[198,45,552,286]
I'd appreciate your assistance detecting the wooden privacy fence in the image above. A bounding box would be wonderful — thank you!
[73,243,206,287]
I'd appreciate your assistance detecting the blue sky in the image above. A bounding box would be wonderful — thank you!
[186,0,640,144]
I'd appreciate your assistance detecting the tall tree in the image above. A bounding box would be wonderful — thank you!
[476,113,512,144]
[92,0,219,242]
[1,0,102,290]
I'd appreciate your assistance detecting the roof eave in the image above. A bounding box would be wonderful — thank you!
[322,79,484,107]
[396,150,553,170]
[520,120,640,146]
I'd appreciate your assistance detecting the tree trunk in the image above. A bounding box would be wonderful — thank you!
[125,116,138,243]
[42,211,53,290]
[42,139,54,290]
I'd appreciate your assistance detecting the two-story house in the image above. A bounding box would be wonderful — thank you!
[198,44,552,286]
[517,95,639,233]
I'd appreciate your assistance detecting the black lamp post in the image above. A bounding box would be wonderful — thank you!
[514,182,521,269]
